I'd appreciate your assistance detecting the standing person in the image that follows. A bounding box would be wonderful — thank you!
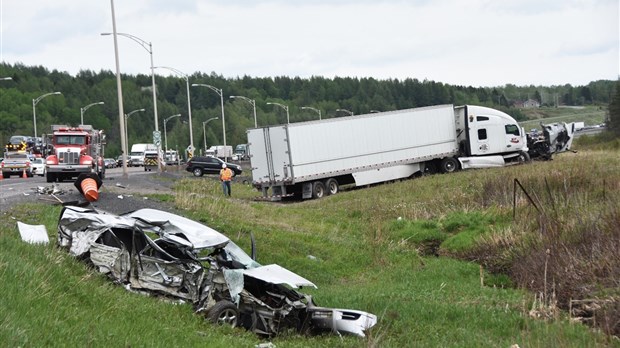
[220,163,233,197]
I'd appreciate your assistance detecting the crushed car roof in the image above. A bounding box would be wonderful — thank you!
[125,208,230,249]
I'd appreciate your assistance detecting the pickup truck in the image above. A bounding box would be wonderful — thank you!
[1,153,34,178]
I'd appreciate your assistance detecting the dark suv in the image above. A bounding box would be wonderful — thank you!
[185,156,242,177]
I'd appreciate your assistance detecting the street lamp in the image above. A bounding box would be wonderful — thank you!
[157,66,194,156]
[124,108,146,157]
[300,106,321,120]
[336,108,354,117]
[32,92,61,138]
[101,31,160,173]
[230,95,257,128]
[192,84,227,161]
[267,102,290,124]
[202,117,219,153]
[164,114,182,156]
[80,101,104,125]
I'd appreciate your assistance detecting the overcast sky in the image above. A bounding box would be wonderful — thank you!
[1,0,618,87]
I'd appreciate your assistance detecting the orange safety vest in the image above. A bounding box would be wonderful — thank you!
[220,168,233,181]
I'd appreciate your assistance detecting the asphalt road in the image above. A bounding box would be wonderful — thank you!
[0,165,183,214]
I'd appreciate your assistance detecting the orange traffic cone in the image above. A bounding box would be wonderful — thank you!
[80,177,99,202]
[0,171,3,180]
[22,169,28,179]
[74,173,103,203]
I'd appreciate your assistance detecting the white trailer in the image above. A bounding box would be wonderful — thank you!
[206,145,233,160]
[248,104,529,200]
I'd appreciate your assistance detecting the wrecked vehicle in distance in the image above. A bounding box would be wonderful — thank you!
[57,206,377,337]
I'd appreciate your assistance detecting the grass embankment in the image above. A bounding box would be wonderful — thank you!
[519,105,606,130]
[1,144,618,347]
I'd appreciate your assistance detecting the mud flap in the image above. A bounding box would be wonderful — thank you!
[302,182,312,199]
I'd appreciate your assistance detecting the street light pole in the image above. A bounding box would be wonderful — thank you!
[202,117,219,154]
[164,114,182,156]
[300,106,321,120]
[80,101,105,125]
[191,84,227,161]
[101,31,160,172]
[230,95,257,128]
[267,102,290,124]
[32,92,62,139]
[156,67,194,157]
[336,108,354,117]
[124,108,146,158]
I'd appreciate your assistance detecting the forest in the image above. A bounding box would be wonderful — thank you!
[0,62,616,158]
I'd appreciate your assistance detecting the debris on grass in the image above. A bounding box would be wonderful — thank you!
[17,221,49,244]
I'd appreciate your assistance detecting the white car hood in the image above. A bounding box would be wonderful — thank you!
[242,264,317,288]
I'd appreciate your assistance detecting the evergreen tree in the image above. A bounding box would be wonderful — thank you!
[607,80,620,136]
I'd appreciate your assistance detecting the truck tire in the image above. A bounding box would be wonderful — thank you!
[46,173,55,183]
[440,157,459,173]
[312,181,326,199]
[206,301,238,327]
[324,178,339,195]
[192,167,203,177]
[518,151,531,164]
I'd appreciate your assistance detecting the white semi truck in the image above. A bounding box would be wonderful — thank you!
[247,104,530,200]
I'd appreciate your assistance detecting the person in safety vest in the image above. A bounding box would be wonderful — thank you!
[219,163,233,196]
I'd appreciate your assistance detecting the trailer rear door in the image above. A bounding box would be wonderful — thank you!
[247,126,291,185]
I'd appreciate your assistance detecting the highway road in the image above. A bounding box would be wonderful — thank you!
[0,166,158,211]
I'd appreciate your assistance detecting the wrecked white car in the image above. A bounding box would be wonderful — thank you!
[57,206,377,337]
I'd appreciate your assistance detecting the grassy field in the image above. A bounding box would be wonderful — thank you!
[1,138,619,347]
[518,105,607,130]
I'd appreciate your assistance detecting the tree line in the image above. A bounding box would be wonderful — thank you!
[0,62,617,158]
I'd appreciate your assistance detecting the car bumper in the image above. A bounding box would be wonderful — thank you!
[2,167,32,174]
[46,165,92,173]
[308,306,377,337]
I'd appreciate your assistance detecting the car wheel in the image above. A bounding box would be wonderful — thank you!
[206,301,238,327]
[312,181,326,199]
[324,178,339,195]
[192,167,203,177]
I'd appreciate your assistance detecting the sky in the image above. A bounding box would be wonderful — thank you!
[1,0,618,87]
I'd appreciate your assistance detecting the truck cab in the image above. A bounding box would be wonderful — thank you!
[454,105,528,169]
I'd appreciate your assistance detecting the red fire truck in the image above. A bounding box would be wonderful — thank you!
[45,125,106,183]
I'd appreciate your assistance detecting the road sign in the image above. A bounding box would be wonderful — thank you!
[153,131,161,146]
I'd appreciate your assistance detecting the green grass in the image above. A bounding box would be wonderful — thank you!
[518,105,607,130]
[1,144,619,347]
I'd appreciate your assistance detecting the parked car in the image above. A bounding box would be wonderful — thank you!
[30,157,46,176]
[185,155,242,177]
[104,158,117,168]
[57,206,377,337]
